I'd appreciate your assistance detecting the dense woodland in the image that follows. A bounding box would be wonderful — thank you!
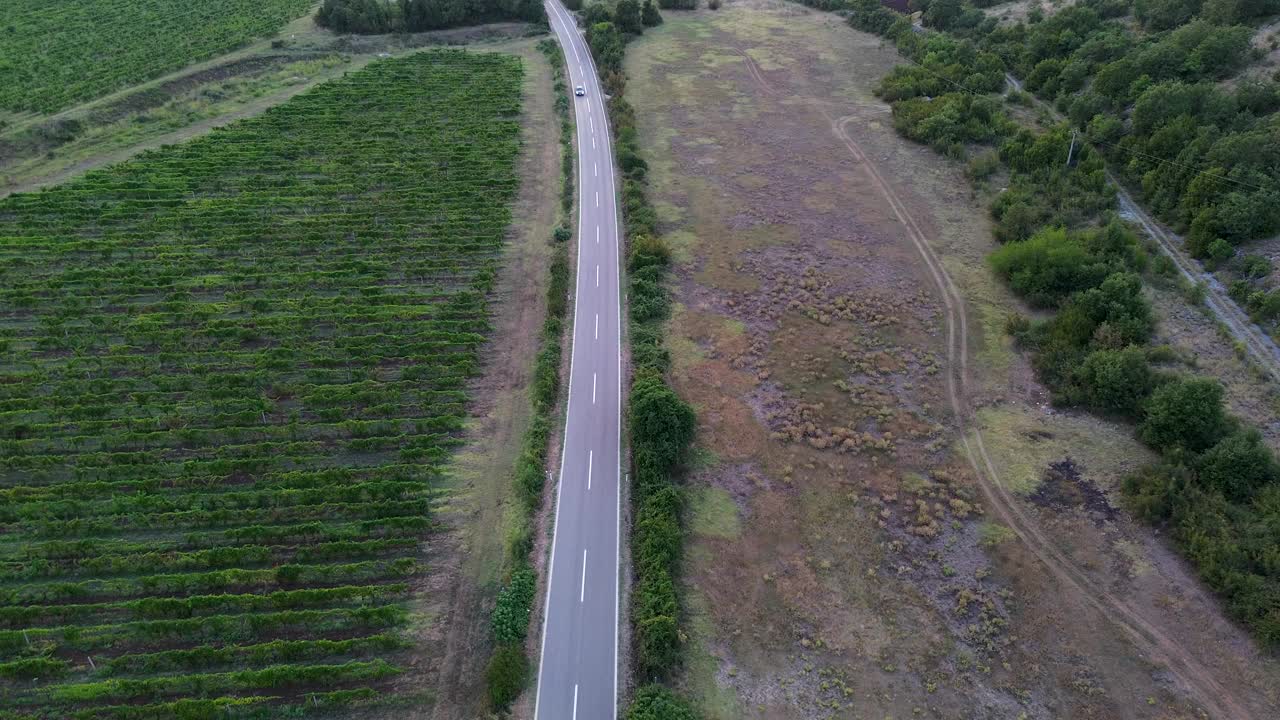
[808,0,1280,647]
[315,0,544,34]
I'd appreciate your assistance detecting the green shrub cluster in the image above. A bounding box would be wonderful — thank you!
[0,0,317,113]
[316,0,545,34]
[972,4,1280,255]
[626,684,700,720]
[0,53,525,712]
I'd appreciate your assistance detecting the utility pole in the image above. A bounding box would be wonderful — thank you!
[1065,129,1077,167]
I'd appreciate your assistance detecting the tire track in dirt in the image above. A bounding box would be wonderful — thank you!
[732,44,1251,719]
[828,110,1250,720]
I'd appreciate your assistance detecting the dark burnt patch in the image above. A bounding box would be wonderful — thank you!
[1028,459,1116,525]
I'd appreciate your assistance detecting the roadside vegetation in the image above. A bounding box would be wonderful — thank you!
[0,0,316,115]
[0,51,526,715]
[578,2,701,715]
[315,0,545,33]
[483,38,576,712]
[818,0,1280,647]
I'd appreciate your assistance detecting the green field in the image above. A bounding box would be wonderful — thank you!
[0,50,522,717]
[0,0,317,115]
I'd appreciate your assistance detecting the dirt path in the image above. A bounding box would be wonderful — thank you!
[729,48,1257,719]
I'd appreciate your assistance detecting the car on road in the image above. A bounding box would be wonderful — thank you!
[574,85,585,97]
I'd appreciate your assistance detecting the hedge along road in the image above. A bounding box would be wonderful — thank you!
[535,2,624,720]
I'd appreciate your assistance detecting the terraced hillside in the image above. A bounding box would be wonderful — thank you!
[0,50,523,718]
[0,0,316,115]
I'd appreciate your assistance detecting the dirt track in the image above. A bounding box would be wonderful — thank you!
[732,44,1257,720]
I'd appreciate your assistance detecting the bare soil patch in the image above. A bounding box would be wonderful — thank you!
[626,2,1280,718]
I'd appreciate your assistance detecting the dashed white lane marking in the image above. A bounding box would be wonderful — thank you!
[589,116,594,133]
[594,313,599,340]
[587,451,593,490]
[594,162,598,177]
[596,265,599,287]
[591,136,596,149]
[592,373,597,404]
[580,549,588,601]
[572,684,579,720]
[595,191,599,207]
[596,225,600,244]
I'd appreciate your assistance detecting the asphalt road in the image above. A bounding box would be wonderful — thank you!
[534,2,623,719]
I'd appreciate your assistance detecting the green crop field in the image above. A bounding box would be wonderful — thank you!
[0,0,317,115]
[0,51,523,717]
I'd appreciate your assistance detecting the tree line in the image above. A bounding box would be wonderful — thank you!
[315,0,544,34]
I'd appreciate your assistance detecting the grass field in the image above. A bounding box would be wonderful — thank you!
[0,50,523,718]
[0,0,316,115]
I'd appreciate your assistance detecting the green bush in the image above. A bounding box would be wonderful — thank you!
[491,565,537,644]
[1138,377,1230,453]
[989,227,1111,308]
[627,684,699,720]
[485,644,529,709]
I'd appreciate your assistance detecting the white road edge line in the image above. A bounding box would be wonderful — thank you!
[580,550,587,602]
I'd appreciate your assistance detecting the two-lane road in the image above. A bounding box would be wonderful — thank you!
[534,2,623,719]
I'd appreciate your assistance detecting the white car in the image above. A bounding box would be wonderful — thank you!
[574,85,585,97]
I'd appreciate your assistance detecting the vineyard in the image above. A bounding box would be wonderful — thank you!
[0,0,316,115]
[0,51,524,716]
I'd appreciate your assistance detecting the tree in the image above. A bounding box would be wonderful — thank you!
[924,0,964,29]
[642,0,663,26]
[316,0,400,33]
[1139,377,1229,452]
[630,376,696,469]
[1196,429,1278,501]
[614,0,644,34]
[989,226,1111,308]
[627,685,699,720]
[1073,346,1155,417]
[586,21,626,73]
